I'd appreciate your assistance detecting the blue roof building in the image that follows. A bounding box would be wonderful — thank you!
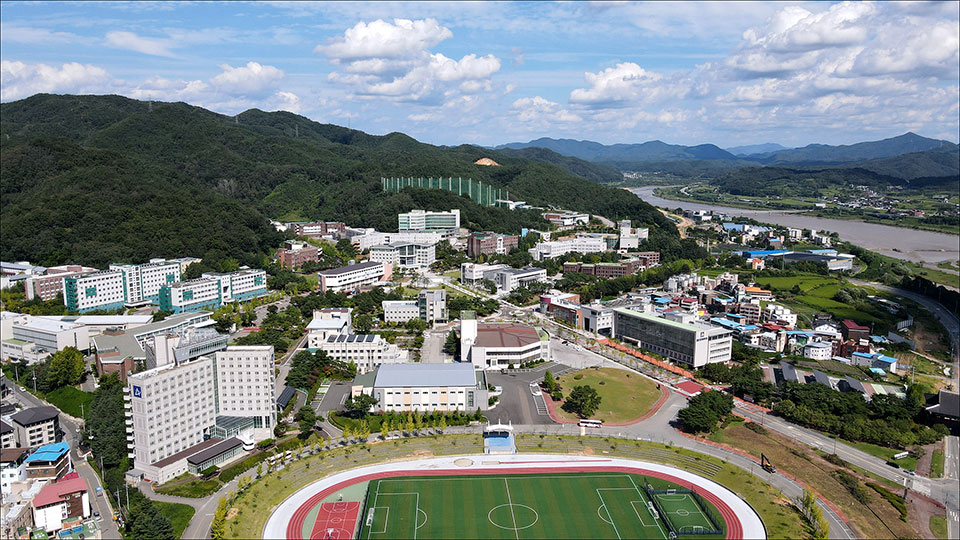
[25,442,70,463]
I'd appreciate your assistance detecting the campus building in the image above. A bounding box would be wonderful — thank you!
[126,345,275,483]
[467,232,519,257]
[368,243,436,269]
[351,363,489,413]
[613,308,733,368]
[93,312,213,381]
[290,221,346,239]
[562,260,644,278]
[23,265,98,302]
[109,260,182,304]
[528,235,607,261]
[62,271,127,313]
[618,220,649,250]
[157,269,267,313]
[460,312,550,369]
[382,301,419,324]
[492,267,548,293]
[0,313,89,362]
[348,229,445,251]
[381,290,448,325]
[315,334,406,374]
[318,261,391,293]
[398,209,460,232]
[275,241,318,270]
[542,212,589,227]
[306,308,353,348]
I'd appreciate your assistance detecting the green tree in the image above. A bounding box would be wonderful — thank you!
[542,370,557,393]
[129,499,174,540]
[354,314,374,333]
[211,497,227,540]
[46,347,85,389]
[343,394,378,418]
[88,374,127,468]
[443,330,459,356]
[562,385,602,418]
[295,405,317,435]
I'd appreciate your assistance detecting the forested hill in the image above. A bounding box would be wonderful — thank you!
[0,94,698,269]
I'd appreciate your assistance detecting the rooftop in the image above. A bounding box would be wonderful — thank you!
[12,316,83,333]
[373,363,479,388]
[32,476,86,508]
[151,437,223,468]
[1,447,28,463]
[187,437,243,465]
[319,261,383,276]
[614,308,729,336]
[11,406,59,426]
[474,323,542,348]
[324,334,382,344]
[25,442,70,463]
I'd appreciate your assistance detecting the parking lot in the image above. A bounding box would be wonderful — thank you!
[485,362,559,425]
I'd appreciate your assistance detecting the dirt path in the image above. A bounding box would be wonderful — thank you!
[657,208,694,238]
[916,440,941,477]
[907,491,946,540]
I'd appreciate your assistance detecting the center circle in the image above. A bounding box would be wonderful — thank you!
[487,504,539,530]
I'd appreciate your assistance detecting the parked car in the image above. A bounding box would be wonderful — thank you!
[93,511,101,521]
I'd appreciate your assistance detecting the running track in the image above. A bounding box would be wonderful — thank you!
[285,465,744,539]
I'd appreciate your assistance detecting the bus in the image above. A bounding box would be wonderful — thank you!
[578,419,603,429]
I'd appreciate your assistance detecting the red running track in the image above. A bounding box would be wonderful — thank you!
[284,465,744,539]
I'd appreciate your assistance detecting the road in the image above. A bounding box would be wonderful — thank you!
[2,377,121,539]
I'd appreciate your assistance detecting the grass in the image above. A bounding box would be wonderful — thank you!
[846,441,917,470]
[709,424,918,539]
[154,501,196,539]
[754,276,834,292]
[155,477,223,498]
[930,514,948,540]
[930,449,945,478]
[358,472,720,539]
[43,386,94,419]
[554,367,661,423]
[912,266,960,289]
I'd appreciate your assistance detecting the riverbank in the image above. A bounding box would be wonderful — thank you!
[652,187,959,236]
[631,187,960,265]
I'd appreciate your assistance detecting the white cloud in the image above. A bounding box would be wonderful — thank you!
[569,62,673,106]
[105,30,177,57]
[316,18,451,60]
[318,18,501,105]
[0,24,86,45]
[210,62,285,96]
[512,96,581,124]
[0,60,111,101]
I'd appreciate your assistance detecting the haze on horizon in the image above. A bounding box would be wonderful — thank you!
[1,1,958,148]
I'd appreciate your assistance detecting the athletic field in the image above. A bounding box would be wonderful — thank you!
[356,472,725,540]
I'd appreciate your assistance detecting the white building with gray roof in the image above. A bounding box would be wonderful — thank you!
[351,363,488,413]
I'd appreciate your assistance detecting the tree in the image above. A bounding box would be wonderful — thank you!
[343,394,378,418]
[211,497,227,540]
[562,385,602,418]
[354,314,374,333]
[129,499,174,540]
[542,370,557,393]
[151,310,172,322]
[443,330,459,356]
[46,347,85,389]
[296,406,317,435]
[88,374,127,468]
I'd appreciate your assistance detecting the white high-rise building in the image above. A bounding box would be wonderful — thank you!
[63,271,127,313]
[126,344,276,483]
[110,260,181,304]
[398,209,460,232]
[618,220,649,250]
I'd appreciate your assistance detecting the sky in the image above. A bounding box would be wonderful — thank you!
[1,1,958,148]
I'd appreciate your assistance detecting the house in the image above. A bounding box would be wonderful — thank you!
[24,442,71,482]
[31,473,89,533]
[926,390,959,431]
[851,352,898,372]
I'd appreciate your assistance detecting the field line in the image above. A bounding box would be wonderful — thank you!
[595,490,622,540]
[503,479,520,540]
[627,475,669,540]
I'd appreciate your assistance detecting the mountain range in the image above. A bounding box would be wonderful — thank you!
[0,94,702,269]
[497,133,959,180]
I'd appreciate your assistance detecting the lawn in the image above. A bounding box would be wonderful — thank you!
[154,501,196,539]
[930,449,945,478]
[43,386,94,419]
[753,276,834,292]
[554,367,661,424]
[155,477,223,498]
[930,514,948,540]
[357,472,722,539]
[847,441,918,470]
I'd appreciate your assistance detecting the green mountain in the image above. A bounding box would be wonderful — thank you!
[750,132,957,165]
[493,147,624,183]
[496,137,739,162]
[1,94,697,269]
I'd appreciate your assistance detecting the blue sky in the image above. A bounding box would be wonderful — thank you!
[2,1,958,147]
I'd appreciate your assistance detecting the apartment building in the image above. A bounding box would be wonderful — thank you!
[528,235,606,261]
[368,242,436,268]
[211,346,276,441]
[763,304,798,327]
[467,232,519,257]
[398,209,460,232]
[276,241,318,270]
[351,364,488,413]
[158,269,268,313]
[318,261,391,293]
[63,271,126,313]
[1,421,16,449]
[9,408,60,448]
[31,474,89,533]
[24,265,98,302]
[109,260,181,304]
[613,308,733,368]
[24,443,70,482]
[315,334,406,374]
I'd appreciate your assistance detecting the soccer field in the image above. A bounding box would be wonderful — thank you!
[357,472,724,540]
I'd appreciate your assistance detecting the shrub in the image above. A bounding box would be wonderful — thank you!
[823,453,847,468]
[745,422,768,435]
[867,483,907,520]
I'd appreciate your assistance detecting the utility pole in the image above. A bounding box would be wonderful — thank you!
[125,483,129,508]
[32,373,37,393]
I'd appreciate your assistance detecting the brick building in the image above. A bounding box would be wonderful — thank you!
[467,232,519,257]
[276,241,319,270]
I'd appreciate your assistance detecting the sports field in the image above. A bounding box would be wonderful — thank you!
[356,472,725,540]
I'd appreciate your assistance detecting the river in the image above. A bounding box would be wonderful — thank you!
[630,187,959,264]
